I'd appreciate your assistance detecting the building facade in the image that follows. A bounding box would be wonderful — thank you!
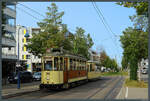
[16,25,41,73]
[2,2,17,84]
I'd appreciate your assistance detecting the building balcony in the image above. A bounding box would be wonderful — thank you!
[3,24,16,33]
[3,7,16,18]
[2,37,16,47]
[6,2,17,5]
[2,52,17,60]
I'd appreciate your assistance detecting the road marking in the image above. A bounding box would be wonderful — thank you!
[116,87,122,99]
[125,87,128,99]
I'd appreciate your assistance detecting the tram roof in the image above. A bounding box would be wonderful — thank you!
[44,52,87,61]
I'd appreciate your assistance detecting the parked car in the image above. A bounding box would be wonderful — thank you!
[142,68,148,74]
[8,71,33,83]
[33,72,41,81]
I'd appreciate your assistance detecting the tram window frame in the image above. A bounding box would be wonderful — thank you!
[44,61,53,71]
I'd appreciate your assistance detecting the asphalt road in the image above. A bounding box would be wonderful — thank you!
[8,76,124,100]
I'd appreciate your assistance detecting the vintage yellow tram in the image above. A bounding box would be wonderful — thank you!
[40,48,87,90]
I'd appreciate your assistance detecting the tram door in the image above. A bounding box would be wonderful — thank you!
[64,58,68,83]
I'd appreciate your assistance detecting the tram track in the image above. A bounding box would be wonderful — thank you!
[104,76,124,99]
[86,76,119,99]
[5,76,124,99]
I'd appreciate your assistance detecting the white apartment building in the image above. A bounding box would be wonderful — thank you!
[16,25,41,73]
[2,2,17,85]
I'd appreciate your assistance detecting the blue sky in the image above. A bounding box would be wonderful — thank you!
[16,2,136,66]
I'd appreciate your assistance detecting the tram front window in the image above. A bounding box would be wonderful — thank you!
[44,61,53,71]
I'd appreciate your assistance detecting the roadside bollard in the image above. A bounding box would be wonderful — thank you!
[17,71,20,89]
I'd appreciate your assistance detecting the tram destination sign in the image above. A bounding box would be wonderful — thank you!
[44,56,52,61]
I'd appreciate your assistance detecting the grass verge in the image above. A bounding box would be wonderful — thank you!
[124,78,148,88]
[101,71,128,76]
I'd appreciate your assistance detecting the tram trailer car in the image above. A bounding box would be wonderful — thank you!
[87,61,101,81]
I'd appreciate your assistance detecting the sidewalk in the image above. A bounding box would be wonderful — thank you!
[116,75,148,99]
[116,86,148,99]
[2,81,40,98]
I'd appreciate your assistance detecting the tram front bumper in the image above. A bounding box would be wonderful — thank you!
[40,84,63,89]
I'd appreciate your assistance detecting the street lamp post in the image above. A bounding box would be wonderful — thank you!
[17,27,21,89]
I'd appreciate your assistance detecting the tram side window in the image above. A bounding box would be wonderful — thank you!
[64,58,67,71]
[74,60,76,70]
[60,57,63,70]
[44,61,53,71]
[81,62,83,70]
[83,62,85,70]
[54,57,59,71]
[70,59,73,70]
[90,64,92,72]
[80,61,81,70]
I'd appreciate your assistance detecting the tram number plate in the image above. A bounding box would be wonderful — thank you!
[46,73,50,80]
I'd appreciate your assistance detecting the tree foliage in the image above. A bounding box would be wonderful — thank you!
[71,27,94,59]
[121,56,128,70]
[27,3,94,59]
[120,27,148,80]
[117,2,148,17]
[117,1,148,80]
[99,50,119,72]
[27,3,72,57]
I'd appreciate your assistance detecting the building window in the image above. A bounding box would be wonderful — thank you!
[26,38,30,42]
[26,55,30,59]
[22,55,24,59]
[7,5,15,10]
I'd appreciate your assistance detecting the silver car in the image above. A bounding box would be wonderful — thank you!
[142,68,148,74]
[33,72,41,81]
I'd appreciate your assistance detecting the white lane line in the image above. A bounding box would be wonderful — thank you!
[116,87,122,99]
[125,87,128,99]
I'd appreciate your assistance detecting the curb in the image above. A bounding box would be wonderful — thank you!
[2,89,39,99]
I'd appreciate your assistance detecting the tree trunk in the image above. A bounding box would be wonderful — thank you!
[130,56,138,80]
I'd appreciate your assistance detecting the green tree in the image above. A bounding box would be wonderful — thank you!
[117,2,148,80]
[99,50,107,67]
[72,27,94,59]
[99,50,118,72]
[120,27,148,80]
[117,2,148,17]
[121,56,128,70]
[27,3,72,57]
